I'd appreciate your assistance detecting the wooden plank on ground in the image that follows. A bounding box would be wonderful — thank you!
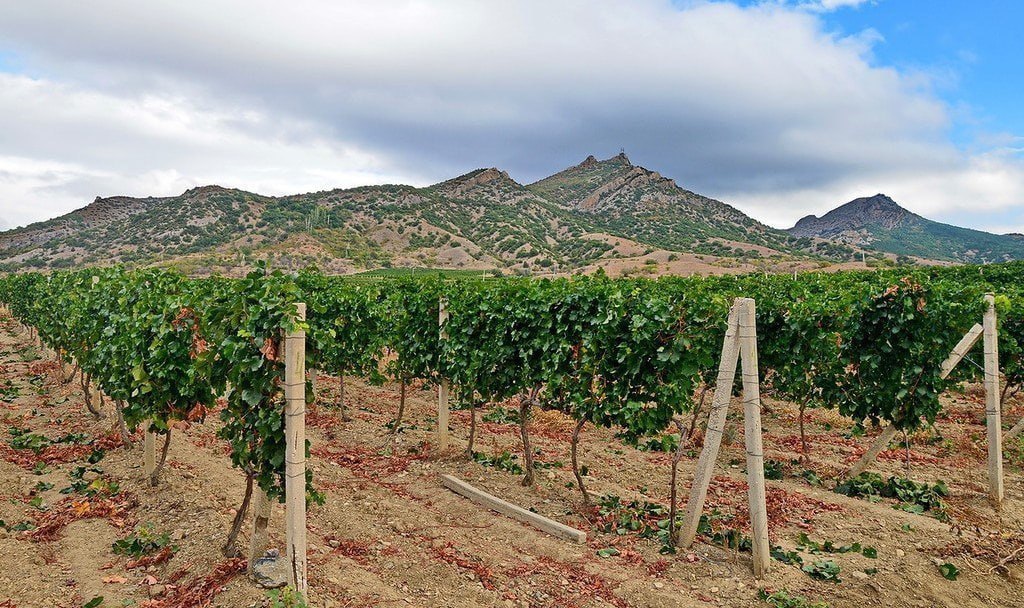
[441,474,587,544]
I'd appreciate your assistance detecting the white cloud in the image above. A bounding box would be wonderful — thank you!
[0,0,1019,234]
[798,0,873,13]
[729,146,1024,229]
[0,73,422,228]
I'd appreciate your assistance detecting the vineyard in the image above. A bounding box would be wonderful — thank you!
[0,262,1023,607]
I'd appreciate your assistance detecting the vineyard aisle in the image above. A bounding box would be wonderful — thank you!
[0,311,1022,607]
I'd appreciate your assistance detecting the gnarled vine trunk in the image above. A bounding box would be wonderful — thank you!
[688,384,710,444]
[466,398,480,458]
[63,362,79,385]
[339,372,351,422]
[668,418,688,547]
[798,395,811,463]
[150,429,172,487]
[571,418,589,507]
[384,378,407,452]
[81,373,102,420]
[518,386,540,487]
[114,400,132,447]
[903,430,912,479]
[223,472,254,557]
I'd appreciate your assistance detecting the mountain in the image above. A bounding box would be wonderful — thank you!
[0,154,840,276]
[527,153,799,256]
[788,194,1024,263]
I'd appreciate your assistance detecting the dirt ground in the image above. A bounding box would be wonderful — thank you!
[0,311,1021,608]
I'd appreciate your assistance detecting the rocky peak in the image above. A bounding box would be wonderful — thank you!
[432,167,524,199]
[790,193,916,238]
[580,155,599,168]
[603,151,631,166]
[182,185,231,198]
[847,193,902,215]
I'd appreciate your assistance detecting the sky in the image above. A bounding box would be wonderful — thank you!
[0,0,1022,234]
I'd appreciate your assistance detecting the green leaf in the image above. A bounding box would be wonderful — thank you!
[938,562,959,581]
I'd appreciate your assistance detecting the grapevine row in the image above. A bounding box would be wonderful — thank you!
[1,261,1023,553]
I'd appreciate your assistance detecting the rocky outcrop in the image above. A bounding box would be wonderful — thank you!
[790,194,913,238]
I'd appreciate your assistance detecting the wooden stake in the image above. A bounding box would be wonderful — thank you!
[939,324,983,380]
[437,296,450,453]
[679,300,742,549]
[738,298,769,577]
[284,303,307,593]
[1004,417,1024,442]
[847,424,898,478]
[983,294,1004,505]
[249,488,272,570]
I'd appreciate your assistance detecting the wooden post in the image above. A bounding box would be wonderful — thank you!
[1005,417,1024,442]
[939,324,984,380]
[679,300,742,548]
[284,303,307,593]
[847,424,898,478]
[144,427,156,480]
[983,294,1004,505]
[437,296,450,453]
[249,488,272,570]
[738,298,769,577]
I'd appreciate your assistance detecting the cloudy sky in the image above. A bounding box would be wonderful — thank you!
[0,0,1022,233]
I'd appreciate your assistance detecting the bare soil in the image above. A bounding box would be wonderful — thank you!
[0,312,1021,608]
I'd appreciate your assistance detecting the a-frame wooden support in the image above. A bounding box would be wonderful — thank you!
[847,294,1003,505]
[1005,417,1024,442]
[678,297,770,577]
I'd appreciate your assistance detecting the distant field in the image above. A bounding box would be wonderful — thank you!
[349,267,498,279]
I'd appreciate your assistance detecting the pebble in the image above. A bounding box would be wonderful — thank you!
[895,549,906,558]
[653,582,664,589]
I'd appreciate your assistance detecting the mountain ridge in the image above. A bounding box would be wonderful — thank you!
[8,155,1014,275]
[2,154,836,275]
[788,193,1024,263]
